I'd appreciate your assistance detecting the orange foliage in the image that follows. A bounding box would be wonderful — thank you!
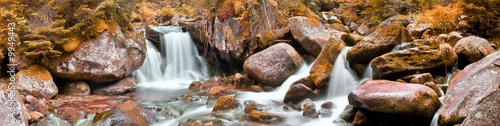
[416,3,462,33]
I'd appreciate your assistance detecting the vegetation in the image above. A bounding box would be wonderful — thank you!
[415,3,462,33]
[459,0,500,37]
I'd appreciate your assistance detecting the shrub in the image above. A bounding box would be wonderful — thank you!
[459,0,500,37]
[415,3,462,33]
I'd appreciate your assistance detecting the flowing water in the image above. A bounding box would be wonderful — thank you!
[134,26,209,100]
[71,27,374,126]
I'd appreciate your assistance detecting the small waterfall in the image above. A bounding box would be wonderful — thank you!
[134,26,208,91]
[327,47,373,98]
[135,39,163,82]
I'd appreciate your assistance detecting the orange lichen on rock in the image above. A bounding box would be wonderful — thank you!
[213,96,239,112]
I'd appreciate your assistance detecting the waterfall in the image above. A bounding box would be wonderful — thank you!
[134,26,208,90]
[327,47,373,98]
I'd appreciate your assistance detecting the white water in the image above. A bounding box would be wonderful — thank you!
[135,27,208,90]
[327,47,373,98]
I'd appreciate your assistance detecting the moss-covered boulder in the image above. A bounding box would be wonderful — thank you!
[14,65,58,99]
[347,23,412,74]
[44,26,146,83]
[309,37,345,90]
[371,39,457,79]
[213,96,239,112]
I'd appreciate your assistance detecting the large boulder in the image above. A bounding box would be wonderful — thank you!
[14,65,58,99]
[289,16,332,56]
[0,90,29,126]
[309,37,345,90]
[453,36,496,64]
[243,43,304,87]
[461,90,500,126]
[212,18,250,63]
[45,26,146,83]
[439,51,500,126]
[446,31,463,46]
[347,24,412,74]
[348,80,441,117]
[371,40,457,79]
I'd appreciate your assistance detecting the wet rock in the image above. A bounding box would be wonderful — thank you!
[29,111,44,123]
[296,98,313,111]
[320,102,335,109]
[248,110,285,123]
[14,65,58,99]
[371,39,457,79]
[262,86,274,92]
[439,51,500,126]
[213,96,239,112]
[348,24,412,74]
[309,37,345,89]
[318,109,332,118]
[356,24,369,35]
[289,16,331,56]
[446,31,463,46]
[409,73,434,84]
[461,90,500,126]
[56,107,82,124]
[302,102,317,118]
[207,86,236,99]
[44,26,146,83]
[95,101,149,126]
[243,43,304,87]
[248,85,263,92]
[145,25,161,49]
[63,81,90,96]
[29,99,49,116]
[244,103,258,114]
[0,90,29,126]
[352,109,368,125]
[453,36,496,64]
[180,92,199,102]
[283,84,317,105]
[328,18,342,24]
[424,82,442,97]
[407,23,430,39]
[25,95,37,104]
[188,81,202,91]
[341,33,363,46]
[379,15,414,28]
[92,77,137,95]
[340,105,358,123]
[348,80,441,117]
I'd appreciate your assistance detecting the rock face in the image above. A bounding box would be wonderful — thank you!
[0,90,29,126]
[212,18,250,63]
[371,39,457,79]
[347,24,412,74]
[289,16,331,56]
[63,81,90,96]
[439,51,500,126]
[45,26,146,83]
[461,90,500,126]
[453,36,496,64]
[348,80,441,117]
[309,37,345,89]
[14,65,58,99]
[93,77,137,95]
[243,43,304,87]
